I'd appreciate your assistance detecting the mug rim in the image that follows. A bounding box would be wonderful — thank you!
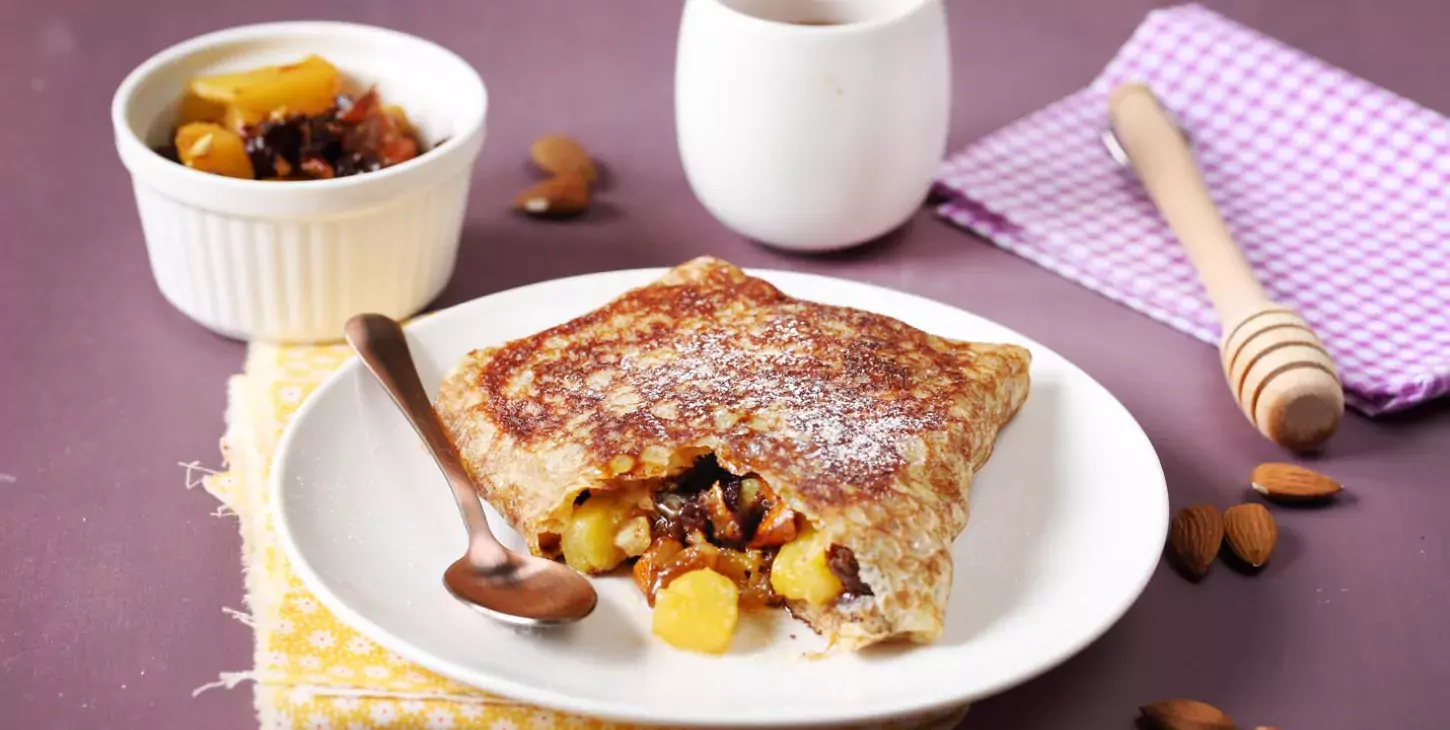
[699,0,940,34]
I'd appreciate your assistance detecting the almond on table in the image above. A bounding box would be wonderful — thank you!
[1139,698,1236,730]
[1168,505,1224,579]
[1251,462,1343,502]
[1223,503,1278,567]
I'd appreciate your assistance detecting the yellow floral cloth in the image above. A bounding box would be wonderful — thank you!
[202,341,970,730]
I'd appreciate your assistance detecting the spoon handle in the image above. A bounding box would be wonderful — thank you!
[344,313,507,562]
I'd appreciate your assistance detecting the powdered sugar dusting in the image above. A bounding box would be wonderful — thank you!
[622,311,945,487]
[468,260,973,495]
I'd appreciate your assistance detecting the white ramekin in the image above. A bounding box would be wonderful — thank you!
[112,22,487,343]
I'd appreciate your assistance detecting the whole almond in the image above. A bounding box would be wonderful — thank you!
[1139,699,1236,730]
[514,173,590,217]
[1169,505,1224,578]
[530,134,597,184]
[1223,503,1278,567]
[1251,462,1342,502]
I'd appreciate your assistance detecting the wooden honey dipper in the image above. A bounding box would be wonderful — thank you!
[1105,82,1344,451]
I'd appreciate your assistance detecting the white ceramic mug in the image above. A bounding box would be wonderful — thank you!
[675,0,950,252]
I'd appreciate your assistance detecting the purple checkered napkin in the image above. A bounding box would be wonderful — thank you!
[933,3,1450,416]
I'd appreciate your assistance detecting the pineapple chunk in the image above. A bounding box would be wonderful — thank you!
[177,89,226,125]
[651,568,739,654]
[770,525,843,605]
[174,123,254,179]
[613,515,651,557]
[560,492,637,574]
[190,55,341,131]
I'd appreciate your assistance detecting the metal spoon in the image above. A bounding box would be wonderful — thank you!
[344,313,598,626]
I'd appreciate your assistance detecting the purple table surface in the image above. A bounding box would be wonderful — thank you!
[3,1,1449,728]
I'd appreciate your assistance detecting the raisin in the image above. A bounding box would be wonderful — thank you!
[719,473,743,510]
[336,88,378,124]
[678,498,709,537]
[826,545,873,597]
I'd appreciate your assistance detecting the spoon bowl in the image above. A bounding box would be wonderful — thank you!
[344,312,598,626]
[443,554,599,627]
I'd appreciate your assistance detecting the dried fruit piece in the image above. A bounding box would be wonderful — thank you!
[613,515,652,557]
[174,122,254,179]
[714,549,780,610]
[702,483,744,545]
[514,173,590,217]
[1168,505,1224,578]
[1139,699,1236,730]
[652,544,721,601]
[177,88,226,125]
[300,156,335,179]
[1251,462,1342,502]
[632,537,683,604]
[530,133,597,183]
[826,544,873,596]
[1223,503,1277,567]
[190,54,341,131]
[748,499,798,549]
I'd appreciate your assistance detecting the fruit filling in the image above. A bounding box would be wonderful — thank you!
[558,454,873,653]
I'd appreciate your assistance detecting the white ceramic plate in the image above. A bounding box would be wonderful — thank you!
[272,267,1168,728]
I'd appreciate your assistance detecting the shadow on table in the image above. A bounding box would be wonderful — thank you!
[428,219,680,310]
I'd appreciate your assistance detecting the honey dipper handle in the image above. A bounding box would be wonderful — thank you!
[1107,83,1270,325]
[1107,83,1344,452]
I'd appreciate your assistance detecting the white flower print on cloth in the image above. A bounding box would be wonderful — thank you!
[369,703,398,724]
[426,707,457,729]
[307,630,336,651]
[286,686,315,706]
[279,385,305,405]
[345,636,375,655]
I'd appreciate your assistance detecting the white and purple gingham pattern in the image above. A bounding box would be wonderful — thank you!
[934,4,1450,416]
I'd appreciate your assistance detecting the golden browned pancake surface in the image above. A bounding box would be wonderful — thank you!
[436,256,1030,649]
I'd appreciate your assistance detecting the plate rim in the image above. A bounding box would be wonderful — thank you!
[270,265,1169,727]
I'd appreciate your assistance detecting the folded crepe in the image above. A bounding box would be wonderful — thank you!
[435,256,1030,650]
